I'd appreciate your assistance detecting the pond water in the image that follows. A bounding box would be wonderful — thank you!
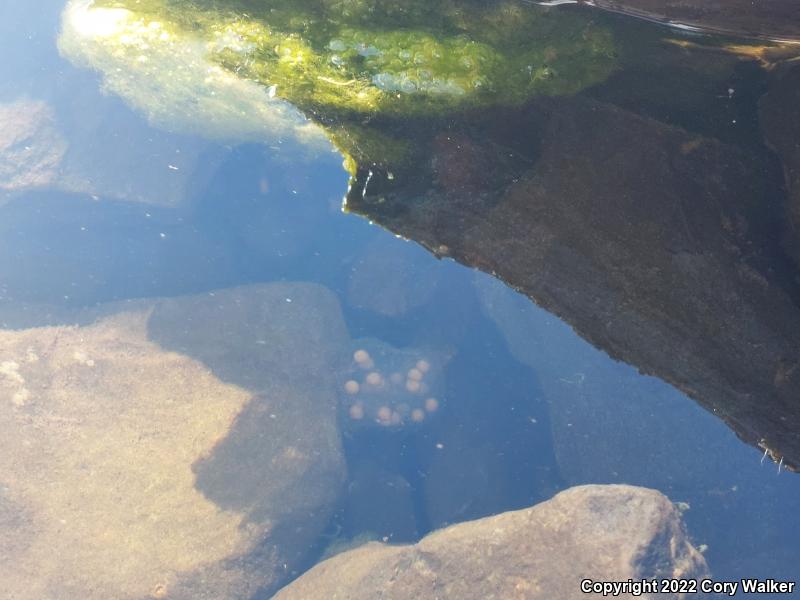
[1,0,799,598]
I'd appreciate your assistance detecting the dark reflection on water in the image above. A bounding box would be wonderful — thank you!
[2,1,800,598]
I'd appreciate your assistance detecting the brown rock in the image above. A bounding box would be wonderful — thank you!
[347,96,800,471]
[347,235,442,317]
[0,283,349,599]
[274,485,709,600]
[341,461,418,543]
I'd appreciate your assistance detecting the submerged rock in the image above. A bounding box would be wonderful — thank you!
[475,271,800,581]
[422,425,517,529]
[0,99,67,193]
[346,235,443,317]
[0,93,231,208]
[339,460,419,543]
[0,283,348,599]
[274,484,709,600]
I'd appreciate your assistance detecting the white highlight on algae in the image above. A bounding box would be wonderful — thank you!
[59,0,330,150]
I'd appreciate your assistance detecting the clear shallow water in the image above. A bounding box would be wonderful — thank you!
[1,1,799,598]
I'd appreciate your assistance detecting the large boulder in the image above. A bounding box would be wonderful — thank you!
[273,484,709,600]
[346,95,800,472]
[0,283,349,599]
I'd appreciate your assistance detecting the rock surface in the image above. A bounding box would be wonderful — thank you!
[0,283,348,600]
[274,484,709,600]
[346,96,800,472]
[347,235,443,317]
[0,93,231,209]
[0,100,67,192]
[474,270,800,584]
[474,273,735,492]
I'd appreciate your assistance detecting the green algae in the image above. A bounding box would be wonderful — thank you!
[60,0,617,171]
[58,1,331,150]
[65,0,616,117]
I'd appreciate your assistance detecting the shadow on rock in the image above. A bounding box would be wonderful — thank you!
[346,94,800,472]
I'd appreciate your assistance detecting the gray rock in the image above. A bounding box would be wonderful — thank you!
[274,484,709,600]
[473,272,800,578]
[473,272,736,493]
[340,460,419,543]
[0,283,349,599]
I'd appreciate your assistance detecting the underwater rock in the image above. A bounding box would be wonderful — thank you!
[72,0,615,114]
[0,283,348,599]
[346,235,443,317]
[53,81,232,208]
[422,425,515,529]
[0,99,67,194]
[274,484,709,600]
[339,337,445,430]
[340,460,418,543]
[0,92,231,209]
[346,95,800,472]
[581,0,800,41]
[1,0,240,209]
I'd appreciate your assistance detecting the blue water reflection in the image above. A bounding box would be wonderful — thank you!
[1,1,798,598]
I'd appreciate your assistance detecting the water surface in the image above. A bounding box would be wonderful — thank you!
[1,1,799,598]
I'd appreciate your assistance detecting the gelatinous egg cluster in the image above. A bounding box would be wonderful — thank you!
[340,342,442,428]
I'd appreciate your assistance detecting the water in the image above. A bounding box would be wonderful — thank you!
[1,1,799,598]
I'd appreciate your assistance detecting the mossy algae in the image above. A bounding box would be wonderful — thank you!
[61,0,617,169]
[90,0,615,116]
